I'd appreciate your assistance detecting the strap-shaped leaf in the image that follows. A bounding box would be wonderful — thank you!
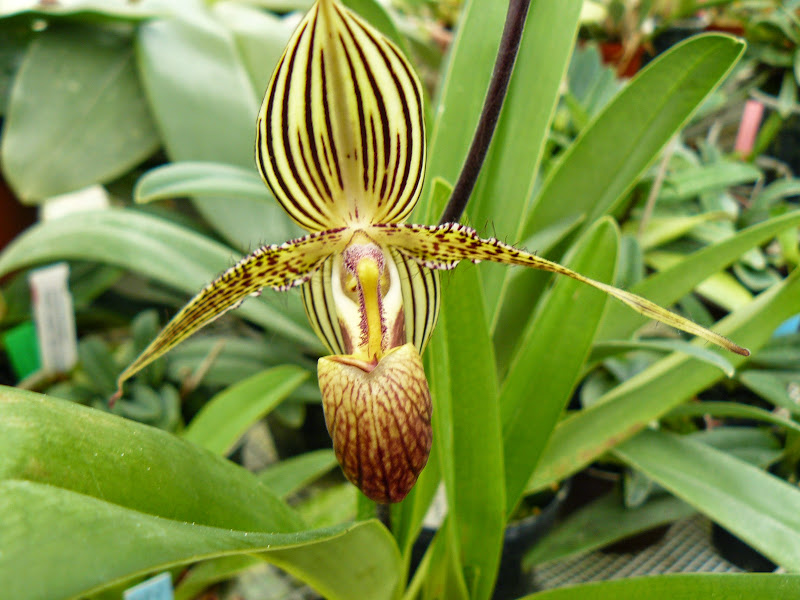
[373,223,749,357]
[256,0,425,231]
[116,229,347,394]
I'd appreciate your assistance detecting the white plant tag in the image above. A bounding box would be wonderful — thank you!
[28,262,78,374]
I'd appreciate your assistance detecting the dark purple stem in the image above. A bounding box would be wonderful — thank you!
[438,0,532,225]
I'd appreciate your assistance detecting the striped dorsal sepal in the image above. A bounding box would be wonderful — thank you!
[256,0,425,231]
[114,228,349,395]
[372,222,751,357]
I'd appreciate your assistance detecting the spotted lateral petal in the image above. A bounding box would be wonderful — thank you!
[115,229,349,394]
[374,223,750,357]
[256,0,425,231]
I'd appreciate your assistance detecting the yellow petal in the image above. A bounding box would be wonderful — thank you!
[318,343,432,503]
[256,0,425,231]
[115,229,348,396]
[374,222,750,357]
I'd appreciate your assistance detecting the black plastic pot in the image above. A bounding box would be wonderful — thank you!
[410,483,570,600]
[711,523,776,572]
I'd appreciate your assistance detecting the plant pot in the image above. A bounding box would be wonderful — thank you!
[562,465,670,554]
[711,522,776,572]
[410,482,570,600]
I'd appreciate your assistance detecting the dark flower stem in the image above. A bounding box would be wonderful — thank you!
[438,0,532,225]
[376,502,392,530]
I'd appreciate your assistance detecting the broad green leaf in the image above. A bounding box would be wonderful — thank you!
[523,35,745,241]
[211,2,294,97]
[135,162,271,204]
[174,556,263,600]
[615,429,800,571]
[183,366,309,455]
[341,0,409,54]
[598,210,800,343]
[525,493,695,567]
[528,266,800,492]
[668,400,800,436]
[588,339,736,378]
[417,0,507,222]
[258,450,338,499]
[501,218,617,513]
[658,161,762,203]
[135,161,301,245]
[0,209,322,351]
[136,11,267,250]
[2,24,159,202]
[739,370,800,416]
[0,387,301,532]
[645,251,753,311]
[1,480,401,600]
[0,0,159,20]
[524,574,800,600]
[471,0,583,313]
[429,263,504,600]
[632,212,731,250]
[166,335,315,388]
[493,35,744,351]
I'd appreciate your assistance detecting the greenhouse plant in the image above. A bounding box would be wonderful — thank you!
[2,0,800,598]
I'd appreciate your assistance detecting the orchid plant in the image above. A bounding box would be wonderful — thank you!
[115,0,748,505]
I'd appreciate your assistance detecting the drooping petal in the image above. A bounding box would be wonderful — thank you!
[374,223,750,357]
[318,343,432,503]
[256,0,425,231]
[115,228,349,394]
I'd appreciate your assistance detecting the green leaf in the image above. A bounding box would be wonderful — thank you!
[633,212,731,250]
[429,263,505,600]
[523,34,745,243]
[136,11,270,250]
[0,387,301,532]
[1,480,401,600]
[615,429,800,571]
[183,366,309,455]
[501,218,617,513]
[528,266,800,492]
[588,339,736,378]
[739,370,800,416]
[525,492,695,567]
[134,161,300,244]
[258,450,339,499]
[417,0,507,222]
[523,574,800,600]
[0,209,322,351]
[598,210,800,343]
[645,251,753,311]
[470,0,583,314]
[658,161,762,203]
[174,556,263,600]
[668,400,800,436]
[1,24,159,202]
[135,161,271,204]
[210,2,293,98]
[495,34,745,356]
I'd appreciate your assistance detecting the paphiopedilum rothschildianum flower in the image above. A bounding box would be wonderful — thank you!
[116,0,749,503]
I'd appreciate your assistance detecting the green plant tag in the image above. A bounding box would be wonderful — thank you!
[123,572,173,600]
[2,321,39,380]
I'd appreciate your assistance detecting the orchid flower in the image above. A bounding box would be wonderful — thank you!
[116,0,748,504]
